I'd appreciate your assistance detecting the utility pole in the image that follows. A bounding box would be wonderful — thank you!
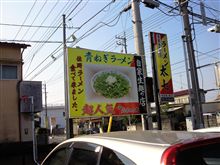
[178,0,204,129]
[63,14,71,138]
[131,0,152,130]
[182,35,195,129]
[116,32,128,53]
[44,83,48,129]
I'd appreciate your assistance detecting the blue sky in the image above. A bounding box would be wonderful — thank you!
[1,0,220,105]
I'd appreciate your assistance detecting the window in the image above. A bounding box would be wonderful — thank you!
[68,142,100,165]
[176,142,220,165]
[0,65,17,80]
[43,148,69,165]
[42,142,72,165]
[100,147,136,165]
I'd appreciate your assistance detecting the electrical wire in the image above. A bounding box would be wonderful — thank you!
[13,0,38,40]
[0,23,62,29]
[66,0,83,19]
[27,0,61,41]
[1,39,66,43]
[157,6,180,17]
[72,13,122,45]
[68,0,89,22]
[26,12,122,80]
[20,0,49,40]
[25,0,84,62]
[71,0,116,35]
[24,44,63,79]
[96,1,129,49]
[190,0,220,13]
[25,0,117,80]
[24,0,219,88]
[24,0,82,75]
[23,10,205,80]
[24,0,73,60]
[171,48,220,71]
[29,51,63,80]
[25,24,61,76]
[100,11,164,51]
[24,0,74,65]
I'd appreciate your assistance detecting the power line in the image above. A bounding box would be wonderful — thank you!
[25,1,117,79]
[157,0,220,25]
[24,0,219,84]
[66,0,83,18]
[0,22,63,29]
[71,0,116,35]
[190,0,220,13]
[103,12,174,52]
[68,0,89,22]
[29,51,63,80]
[74,13,122,43]
[13,0,38,40]
[100,11,162,51]
[27,0,61,41]
[44,1,125,83]
[24,1,84,75]
[3,39,71,43]
[20,0,49,40]
[24,1,82,78]
[172,49,220,74]
[25,24,61,75]
[24,44,63,79]
[97,1,130,49]
[24,0,75,64]
[24,0,73,58]
[26,12,122,80]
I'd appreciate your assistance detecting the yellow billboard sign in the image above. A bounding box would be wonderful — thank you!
[67,48,147,118]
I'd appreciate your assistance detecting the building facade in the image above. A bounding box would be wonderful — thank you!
[0,42,29,142]
[174,89,206,104]
[173,89,220,130]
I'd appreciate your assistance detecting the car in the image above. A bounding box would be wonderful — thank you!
[41,130,220,165]
[192,126,220,133]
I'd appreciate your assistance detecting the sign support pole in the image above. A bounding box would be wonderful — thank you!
[149,32,162,130]
[30,96,38,164]
[63,14,71,138]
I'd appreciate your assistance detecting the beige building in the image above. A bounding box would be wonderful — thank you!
[174,89,206,104]
[0,42,29,142]
[172,89,220,130]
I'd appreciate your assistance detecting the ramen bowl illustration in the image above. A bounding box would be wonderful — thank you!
[91,70,131,99]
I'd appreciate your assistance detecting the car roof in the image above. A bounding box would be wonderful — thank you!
[77,130,220,145]
[43,130,220,165]
[192,126,220,133]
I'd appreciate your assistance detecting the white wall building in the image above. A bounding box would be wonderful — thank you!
[40,105,66,129]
